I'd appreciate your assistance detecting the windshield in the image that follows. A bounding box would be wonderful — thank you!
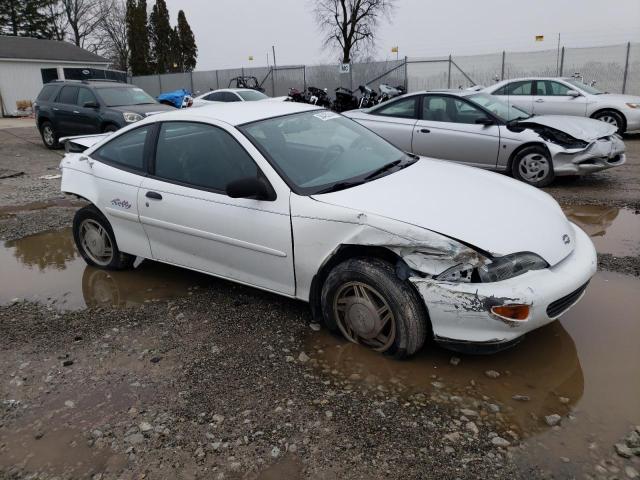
[97,86,157,107]
[565,78,603,95]
[468,92,531,122]
[237,90,268,101]
[240,110,410,194]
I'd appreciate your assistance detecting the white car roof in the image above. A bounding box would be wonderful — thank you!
[146,101,323,126]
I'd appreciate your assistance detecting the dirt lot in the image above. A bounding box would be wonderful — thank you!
[1,123,639,479]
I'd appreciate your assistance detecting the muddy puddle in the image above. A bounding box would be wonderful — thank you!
[0,228,214,310]
[0,197,84,218]
[562,204,640,257]
[306,271,640,475]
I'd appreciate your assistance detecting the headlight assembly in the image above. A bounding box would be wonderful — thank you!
[123,112,143,123]
[625,103,640,109]
[435,252,548,283]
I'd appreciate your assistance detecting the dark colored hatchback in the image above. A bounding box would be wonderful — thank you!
[34,80,174,149]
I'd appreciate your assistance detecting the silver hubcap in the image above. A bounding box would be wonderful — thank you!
[598,115,618,127]
[42,126,54,145]
[333,281,396,352]
[519,153,550,182]
[79,219,113,266]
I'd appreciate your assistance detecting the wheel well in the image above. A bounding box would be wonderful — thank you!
[590,108,626,130]
[100,122,119,132]
[37,116,50,129]
[507,142,550,172]
[308,244,404,322]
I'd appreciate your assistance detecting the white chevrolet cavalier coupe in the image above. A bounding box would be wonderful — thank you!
[60,102,596,358]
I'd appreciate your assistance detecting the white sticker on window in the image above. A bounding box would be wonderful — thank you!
[313,111,340,121]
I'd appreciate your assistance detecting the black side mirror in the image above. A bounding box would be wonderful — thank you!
[83,101,99,108]
[226,177,275,201]
[475,116,495,126]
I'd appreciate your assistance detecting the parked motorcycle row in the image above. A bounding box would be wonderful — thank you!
[287,83,406,112]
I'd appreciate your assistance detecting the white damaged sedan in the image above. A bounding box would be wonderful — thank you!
[59,102,596,358]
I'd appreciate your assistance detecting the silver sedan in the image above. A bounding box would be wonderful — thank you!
[343,90,625,187]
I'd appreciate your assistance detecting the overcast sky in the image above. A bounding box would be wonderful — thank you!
[164,0,640,70]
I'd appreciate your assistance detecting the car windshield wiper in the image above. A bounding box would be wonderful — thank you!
[363,159,404,180]
[315,180,365,194]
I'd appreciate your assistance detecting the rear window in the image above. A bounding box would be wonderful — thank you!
[37,84,58,101]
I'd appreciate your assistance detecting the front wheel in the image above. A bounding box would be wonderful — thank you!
[73,205,135,270]
[592,110,625,134]
[40,121,59,149]
[512,145,555,187]
[320,258,428,359]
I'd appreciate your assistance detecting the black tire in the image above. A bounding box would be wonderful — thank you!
[511,145,555,188]
[592,110,626,134]
[39,120,59,149]
[320,258,428,359]
[72,205,135,270]
[102,124,119,133]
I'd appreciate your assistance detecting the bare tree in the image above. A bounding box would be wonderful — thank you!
[46,1,69,41]
[60,0,104,47]
[94,0,129,71]
[313,0,395,63]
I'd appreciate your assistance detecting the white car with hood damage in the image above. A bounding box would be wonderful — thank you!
[343,90,625,187]
[59,102,597,358]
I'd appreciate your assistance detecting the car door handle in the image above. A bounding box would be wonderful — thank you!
[53,107,59,111]
[145,191,162,200]
[73,110,80,114]
[535,99,544,103]
[419,128,430,133]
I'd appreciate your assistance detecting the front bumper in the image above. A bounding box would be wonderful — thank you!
[410,223,596,345]
[552,135,626,176]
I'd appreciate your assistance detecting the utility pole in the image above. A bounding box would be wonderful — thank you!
[556,33,561,75]
[272,45,277,69]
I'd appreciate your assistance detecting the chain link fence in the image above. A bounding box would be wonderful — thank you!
[131,42,639,98]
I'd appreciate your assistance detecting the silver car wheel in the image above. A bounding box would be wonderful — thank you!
[42,125,55,145]
[597,115,619,127]
[519,153,550,182]
[79,219,114,266]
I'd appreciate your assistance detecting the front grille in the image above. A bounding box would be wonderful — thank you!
[546,282,589,318]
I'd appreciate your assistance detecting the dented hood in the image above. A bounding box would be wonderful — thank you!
[516,115,616,141]
[312,159,575,266]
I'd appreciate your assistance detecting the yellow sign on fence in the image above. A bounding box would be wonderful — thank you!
[391,46,399,53]
[535,35,544,42]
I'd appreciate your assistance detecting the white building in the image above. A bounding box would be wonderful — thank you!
[0,36,110,117]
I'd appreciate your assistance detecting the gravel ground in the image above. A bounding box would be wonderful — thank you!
[1,126,639,479]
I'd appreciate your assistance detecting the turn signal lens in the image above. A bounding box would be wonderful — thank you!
[491,304,530,321]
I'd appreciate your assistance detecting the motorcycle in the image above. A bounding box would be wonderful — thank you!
[306,86,332,108]
[378,83,405,104]
[333,87,359,112]
[357,85,378,109]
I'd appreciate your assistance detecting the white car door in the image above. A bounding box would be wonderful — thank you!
[89,125,154,258]
[138,120,295,295]
[492,80,535,115]
[354,96,419,152]
[532,80,588,116]
[412,95,500,168]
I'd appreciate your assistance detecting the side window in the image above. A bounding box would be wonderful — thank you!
[56,86,79,104]
[493,85,507,95]
[537,80,572,96]
[422,96,487,124]
[222,92,241,102]
[154,122,258,192]
[94,126,150,171]
[37,84,58,101]
[204,92,219,101]
[77,88,98,106]
[505,81,533,96]
[372,96,417,119]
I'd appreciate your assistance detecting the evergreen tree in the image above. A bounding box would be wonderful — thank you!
[148,0,172,74]
[126,0,151,75]
[169,26,181,72]
[0,0,54,38]
[176,10,196,72]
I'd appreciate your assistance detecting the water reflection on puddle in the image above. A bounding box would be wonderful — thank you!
[306,271,640,474]
[0,228,213,309]
[562,204,640,257]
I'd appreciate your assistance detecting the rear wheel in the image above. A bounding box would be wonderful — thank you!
[39,121,59,149]
[320,258,428,359]
[592,110,625,134]
[512,145,555,187]
[73,205,135,270]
